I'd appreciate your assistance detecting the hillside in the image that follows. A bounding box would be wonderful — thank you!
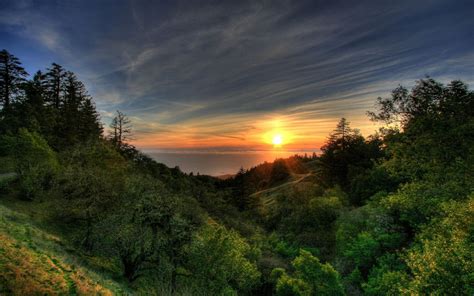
[251,172,314,211]
[0,200,127,295]
[0,47,473,295]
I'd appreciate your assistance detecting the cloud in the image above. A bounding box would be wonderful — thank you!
[1,0,473,150]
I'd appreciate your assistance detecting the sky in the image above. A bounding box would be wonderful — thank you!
[1,0,473,152]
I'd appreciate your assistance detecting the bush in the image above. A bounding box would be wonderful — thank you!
[184,223,261,294]
[2,129,58,200]
[273,250,344,296]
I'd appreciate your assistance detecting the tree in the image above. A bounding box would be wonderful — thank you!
[1,128,58,200]
[319,118,379,190]
[0,49,28,109]
[58,71,85,144]
[403,196,474,295]
[24,71,46,109]
[44,63,66,109]
[327,118,353,151]
[272,250,344,296]
[63,71,85,111]
[79,97,103,140]
[57,142,127,250]
[57,71,102,145]
[368,78,474,128]
[370,79,474,180]
[185,223,261,294]
[109,110,133,149]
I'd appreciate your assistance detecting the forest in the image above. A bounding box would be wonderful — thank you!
[0,48,473,295]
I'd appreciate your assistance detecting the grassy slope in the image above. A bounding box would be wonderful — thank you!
[0,202,127,295]
[251,171,321,217]
[251,159,324,209]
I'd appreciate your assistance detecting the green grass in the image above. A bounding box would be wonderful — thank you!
[252,172,319,213]
[0,203,128,295]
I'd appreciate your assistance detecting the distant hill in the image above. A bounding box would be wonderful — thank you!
[215,173,235,180]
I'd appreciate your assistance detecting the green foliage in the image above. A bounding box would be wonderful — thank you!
[349,166,399,205]
[276,275,311,296]
[2,129,58,200]
[55,143,205,284]
[363,253,409,295]
[0,204,127,295]
[319,118,385,197]
[364,271,409,296]
[184,223,261,294]
[335,203,406,292]
[274,237,301,258]
[273,250,344,296]
[403,196,474,295]
[308,194,344,227]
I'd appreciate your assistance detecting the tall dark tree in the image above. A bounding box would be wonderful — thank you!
[79,97,103,140]
[45,63,66,109]
[57,71,86,145]
[25,71,47,108]
[326,117,356,151]
[53,71,103,145]
[19,71,48,132]
[64,71,85,111]
[0,49,28,109]
[319,118,381,192]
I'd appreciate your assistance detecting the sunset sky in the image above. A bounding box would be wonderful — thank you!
[1,0,473,152]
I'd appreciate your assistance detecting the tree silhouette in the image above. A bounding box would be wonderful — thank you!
[0,49,28,109]
[109,110,133,149]
[45,63,66,109]
[79,97,103,140]
[320,118,371,190]
[326,117,358,151]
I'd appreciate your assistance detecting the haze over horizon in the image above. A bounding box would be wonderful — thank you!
[1,0,473,152]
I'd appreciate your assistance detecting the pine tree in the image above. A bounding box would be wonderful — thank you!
[45,63,66,109]
[64,71,85,111]
[79,97,103,140]
[320,118,366,189]
[0,49,28,109]
[326,117,357,151]
[58,71,103,145]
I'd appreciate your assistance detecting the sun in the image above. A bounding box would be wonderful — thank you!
[272,134,283,146]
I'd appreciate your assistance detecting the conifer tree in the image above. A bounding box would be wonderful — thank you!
[45,63,66,109]
[79,97,103,140]
[0,49,28,109]
[326,117,358,151]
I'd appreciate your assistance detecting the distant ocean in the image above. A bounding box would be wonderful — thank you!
[145,150,317,176]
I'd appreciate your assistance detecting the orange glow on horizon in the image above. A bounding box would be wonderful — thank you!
[128,113,382,151]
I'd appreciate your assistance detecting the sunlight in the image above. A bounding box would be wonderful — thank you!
[260,118,294,148]
[272,134,283,146]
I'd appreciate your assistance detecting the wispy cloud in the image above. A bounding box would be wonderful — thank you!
[1,0,473,150]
